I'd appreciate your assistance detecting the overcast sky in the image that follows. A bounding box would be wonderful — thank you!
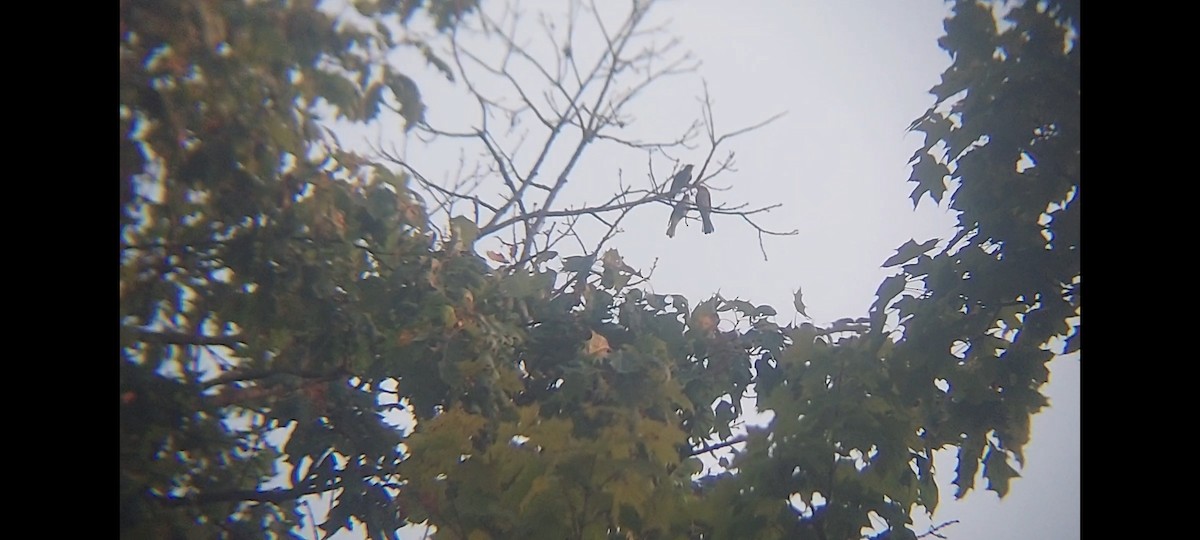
[311,1,1080,538]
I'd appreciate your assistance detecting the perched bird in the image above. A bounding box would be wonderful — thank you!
[666,193,690,238]
[668,164,694,195]
[694,185,715,234]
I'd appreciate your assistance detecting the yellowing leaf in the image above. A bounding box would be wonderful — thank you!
[598,424,634,459]
[529,416,573,454]
[516,404,541,428]
[440,305,458,328]
[636,416,683,466]
[519,475,554,512]
[606,472,651,523]
[461,289,475,313]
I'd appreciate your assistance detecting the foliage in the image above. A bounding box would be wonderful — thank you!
[896,0,1080,501]
[120,0,479,536]
[119,1,1078,539]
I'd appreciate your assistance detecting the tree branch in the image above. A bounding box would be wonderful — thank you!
[916,520,960,539]
[687,434,748,457]
[130,328,244,349]
[157,479,343,507]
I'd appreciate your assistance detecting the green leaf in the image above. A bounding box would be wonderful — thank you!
[882,238,939,268]
[533,250,559,265]
[365,184,396,220]
[636,416,683,466]
[792,288,808,318]
[983,444,1020,497]
[449,215,479,250]
[670,294,689,314]
[917,454,939,512]
[498,271,541,298]
[953,434,986,498]
[311,70,362,119]
[606,472,651,523]
[361,81,386,120]
[908,153,950,207]
[561,255,594,273]
[415,39,455,81]
[663,380,694,412]
[719,298,755,315]
[869,274,907,329]
[1063,326,1080,354]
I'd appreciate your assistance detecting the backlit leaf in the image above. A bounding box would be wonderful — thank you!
[882,238,939,268]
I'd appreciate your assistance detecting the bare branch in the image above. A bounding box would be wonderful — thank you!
[717,110,790,145]
[916,520,961,540]
[377,148,499,215]
[371,0,794,263]
[687,434,749,457]
[158,479,345,507]
[130,328,244,349]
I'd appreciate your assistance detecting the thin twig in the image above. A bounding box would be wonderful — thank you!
[916,520,961,539]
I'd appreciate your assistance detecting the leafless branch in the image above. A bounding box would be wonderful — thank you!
[131,328,244,349]
[687,434,749,457]
[916,520,961,539]
[368,0,793,264]
[158,477,350,507]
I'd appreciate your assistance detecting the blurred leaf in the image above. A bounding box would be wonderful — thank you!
[312,70,362,119]
[449,215,479,250]
[387,72,426,130]
[690,297,720,334]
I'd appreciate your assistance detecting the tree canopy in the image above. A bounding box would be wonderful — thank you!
[119,1,1079,539]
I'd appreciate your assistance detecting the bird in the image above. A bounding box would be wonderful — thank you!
[666,193,690,237]
[694,185,714,234]
[668,164,694,195]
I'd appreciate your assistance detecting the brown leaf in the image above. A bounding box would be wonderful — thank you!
[396,329,416,347]
[586,331,611,359]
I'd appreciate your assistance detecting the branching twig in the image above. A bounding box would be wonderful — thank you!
[916,520,961,539]
[369,1,795,265]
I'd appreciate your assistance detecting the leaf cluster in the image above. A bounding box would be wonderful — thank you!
[120,1,1079,539]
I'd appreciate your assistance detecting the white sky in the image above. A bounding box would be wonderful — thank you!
[308,1,1080,538]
